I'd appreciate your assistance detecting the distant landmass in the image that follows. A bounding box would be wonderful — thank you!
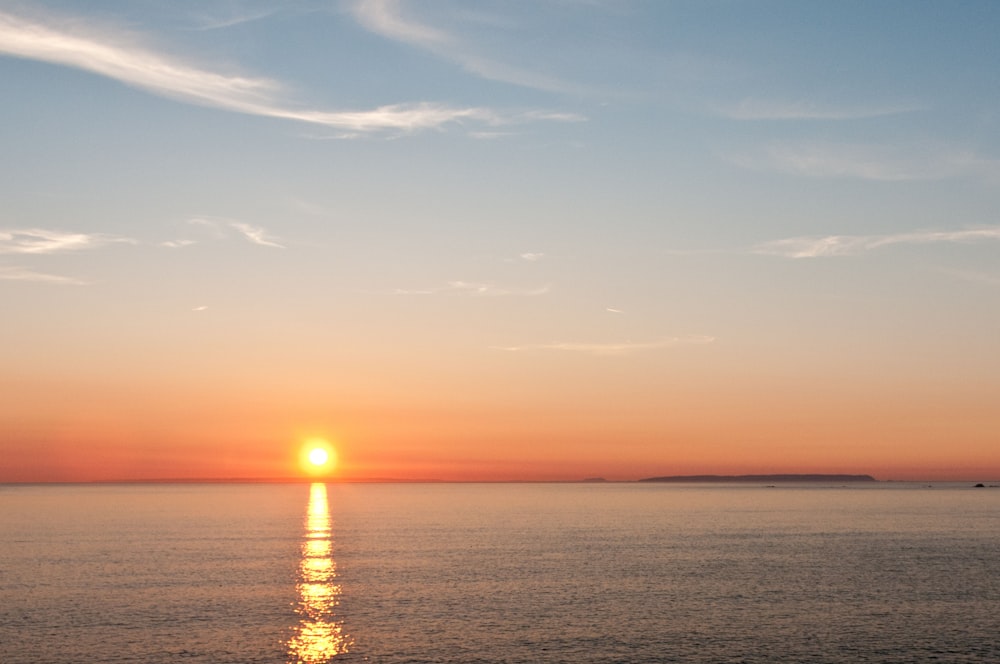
[639,474,877,483]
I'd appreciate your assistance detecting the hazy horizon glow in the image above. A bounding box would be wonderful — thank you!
[2,1,999,482]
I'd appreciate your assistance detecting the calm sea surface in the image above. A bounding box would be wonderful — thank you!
[2,482,999,663]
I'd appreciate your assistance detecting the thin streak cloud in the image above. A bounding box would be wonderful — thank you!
[354,0,448,45]
[394,281,550,297]
[0,228,133,254]
[229,222,285,249]
[185,6,282,32]
[352,0,589,95]
[729,142,1000,182]
[495,335,715,356]
[716,98,920,121]
[0,266,88,285]
[160,239,198,249]
[183,218,285,248]
[0,9,577,134]
[754,227,1000,258]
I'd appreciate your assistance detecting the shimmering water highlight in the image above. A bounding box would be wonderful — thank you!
[287,483,351,662]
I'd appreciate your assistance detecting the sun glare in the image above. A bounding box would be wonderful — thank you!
[300,439,338,476]
[309,448,329,466]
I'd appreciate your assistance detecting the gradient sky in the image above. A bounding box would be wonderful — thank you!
[2,1,999,482]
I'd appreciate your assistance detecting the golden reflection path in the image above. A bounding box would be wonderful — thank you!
[287,482,351,663]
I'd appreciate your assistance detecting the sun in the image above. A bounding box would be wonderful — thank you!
[300,439,338,476]
[308,448,329,466]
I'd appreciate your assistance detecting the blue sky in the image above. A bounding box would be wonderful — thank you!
[2,1,1000,480]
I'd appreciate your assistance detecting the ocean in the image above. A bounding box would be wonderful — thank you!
[2,482,999,663]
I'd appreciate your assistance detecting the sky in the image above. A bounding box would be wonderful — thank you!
[2,0,999,482]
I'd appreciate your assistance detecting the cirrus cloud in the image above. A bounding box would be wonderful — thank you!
[0,228,134,254]
[352,0,589,95]
[0,8,580,135]
[494,335,715,356]
[170,217,285,249]
[0,265,88,285]
[754,226,1000,258]
[394,281,550,297]
[728,141,1000,182]
[715,98,921,121]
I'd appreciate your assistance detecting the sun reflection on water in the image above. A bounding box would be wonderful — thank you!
[286,482,351,663]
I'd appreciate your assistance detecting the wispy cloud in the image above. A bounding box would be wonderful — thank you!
[503,251,546,264]
[0,10,274,110]
[352,0,589,95]
[160,239,198,249]
[228,222,285,248]
[754,227,1000,258]
[495,335,715,356]
[354,0,448,44]
[0,228,133,254]
[176,217,285,248]
[716,98,920,121]
[0,265,88,285]
[184,5,282,31]
[394,281,550,297]
[0,9,577,134]
[468,130,515,140]
[298,131,364,141]
[288,198,332,217]
[729,142,1000,182]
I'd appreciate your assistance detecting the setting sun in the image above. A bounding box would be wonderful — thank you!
[308,448,329,466]
[300,439,337,476]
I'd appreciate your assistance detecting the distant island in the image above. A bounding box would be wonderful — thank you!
[639,474,877,483]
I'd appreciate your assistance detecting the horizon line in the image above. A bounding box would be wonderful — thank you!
[4,474,999,485]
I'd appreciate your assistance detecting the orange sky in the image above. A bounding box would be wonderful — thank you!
[4,337,997,481]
